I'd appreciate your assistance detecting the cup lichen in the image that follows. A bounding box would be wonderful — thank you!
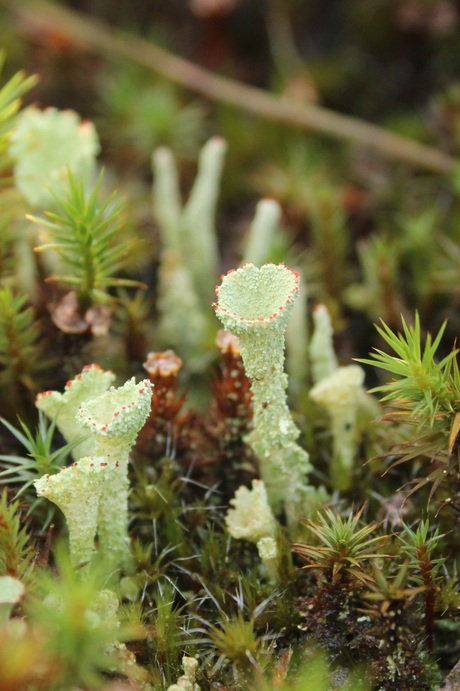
[35,374,152,570]
[225,479,280,582]
[9,106,100,209]
[214,262,313,522]
[34,456,107,568]
[76,377,153,566]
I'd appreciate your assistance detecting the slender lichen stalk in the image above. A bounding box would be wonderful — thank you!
[214,262,313,522]
[152,139,225,368]
[309,303,338,384]
[309,365,365,492]
[76,378,152,567]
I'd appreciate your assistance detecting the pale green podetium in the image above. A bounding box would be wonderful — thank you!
[76,377,152,568]
[35,456,107,568]
[214,262,313,522]
[309,303,338,385]
[309,364,365,492]
[167,656,200,691]
[35,374,152,570]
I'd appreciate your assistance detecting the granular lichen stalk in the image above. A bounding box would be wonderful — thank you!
[34,456,107,568]
[214,262,313,523]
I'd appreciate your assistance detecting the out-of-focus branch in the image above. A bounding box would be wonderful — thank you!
[0,0,457,175]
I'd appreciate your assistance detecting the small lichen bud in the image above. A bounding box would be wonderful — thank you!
[225,480,276,543]
[309,303,338,384]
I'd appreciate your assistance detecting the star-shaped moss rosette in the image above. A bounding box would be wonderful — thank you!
[35,364,116,461]
[76,377,152,566]
[34,456,107,569]
[214,263,313,522]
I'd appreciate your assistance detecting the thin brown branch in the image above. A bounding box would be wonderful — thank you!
[1,0,457,175]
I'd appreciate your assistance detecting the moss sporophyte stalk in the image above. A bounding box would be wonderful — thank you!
[214,262,313,523]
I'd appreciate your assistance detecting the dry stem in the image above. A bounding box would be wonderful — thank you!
[0,0,457,174]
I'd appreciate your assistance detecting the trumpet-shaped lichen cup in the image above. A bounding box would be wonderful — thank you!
[34,456,107,569]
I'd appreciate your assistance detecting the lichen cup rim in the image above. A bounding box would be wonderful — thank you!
[213,262,300,329]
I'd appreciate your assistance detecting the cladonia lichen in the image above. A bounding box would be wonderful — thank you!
[225,479,279,582]
[76,377,152,567]
[35,374,152,570]
[214,262,313,523]
[309,364,366,491]
[167,656,200,691]
[9,106,100,209]
[309,303,338,384]
[35,456,107,568]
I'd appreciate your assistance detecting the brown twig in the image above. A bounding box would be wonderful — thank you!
[1,0,457,175]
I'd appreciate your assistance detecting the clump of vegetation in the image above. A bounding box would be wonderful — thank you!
[3,1,460,689]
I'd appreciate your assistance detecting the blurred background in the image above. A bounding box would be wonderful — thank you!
[2,0,460,356]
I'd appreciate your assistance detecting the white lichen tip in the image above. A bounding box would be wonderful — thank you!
[309,364,365,411]
[256,536,277,561]
[76,377,152,439]
[225,479,276,543]
[214,262,300,334]
[35,364,116,459]
[309,303,338,384]
[167,655,200,691]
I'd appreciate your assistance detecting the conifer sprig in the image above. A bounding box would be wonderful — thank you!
[32,172,144,312]
[0,287,43,393]
[0,492,33,578]
[0,53,38,171]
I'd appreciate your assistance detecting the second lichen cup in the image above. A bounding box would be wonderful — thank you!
[76,377,152,568]
[214,262,313,523]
